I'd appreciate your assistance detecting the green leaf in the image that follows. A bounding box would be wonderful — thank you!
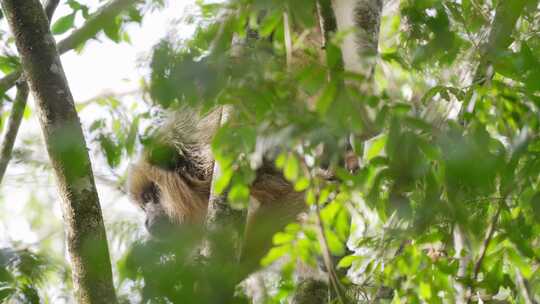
[51,13,75,35]
[214,167,233,194]
[316,81,337,115]
[418,282,432,300]
[261,245,290,266]
[325,229,345,255]
[125,116,139,156]
[228,183,250,208]
[337,254,358,269]
[259,10,282,38]
[294,177,310,191]
[284,154,299,181]
[365,135,387,161]
[103,18,122,43]
[273,232,294,245]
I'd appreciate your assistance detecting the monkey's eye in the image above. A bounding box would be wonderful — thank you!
[141,183,160,206]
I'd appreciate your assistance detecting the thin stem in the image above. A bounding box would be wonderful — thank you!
[315,194,347,304]
[466,201,503,304]
[0,81,28,184]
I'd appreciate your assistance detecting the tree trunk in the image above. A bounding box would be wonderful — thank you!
[331,0,383,77]
[0,1,117,303]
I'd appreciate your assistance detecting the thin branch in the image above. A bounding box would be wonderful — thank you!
[283,9,292,71]
[0,0,139,95]
[472,0,534,85]
[57,0,140,53]
[0,71,22,95]
[0,81,28,185]
[515,268,537,304]
[466,201,503,304]
[453,224,470,304]
[44,0,60,21]
[315,197,347,304]
[472,204,502,281]
[461,0,537,118]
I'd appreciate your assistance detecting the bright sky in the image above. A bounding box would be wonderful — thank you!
[60,0,196,102]
[0,0,195,246]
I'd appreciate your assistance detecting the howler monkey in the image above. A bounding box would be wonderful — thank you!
[127,108,306,278]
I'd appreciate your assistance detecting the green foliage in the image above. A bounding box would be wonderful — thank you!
[2,0,540,302]
[125,0,540,302]
[0,248,52,304]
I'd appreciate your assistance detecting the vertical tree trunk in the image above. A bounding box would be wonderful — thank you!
[331,0,383,77]
[0,1,117,303]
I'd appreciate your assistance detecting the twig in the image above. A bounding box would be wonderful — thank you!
[515,268,537,304]
[466,201,503,303]
[454,224,470,304]
[314,193,347,304]
[0,81,28,185]
[283,9,292,71]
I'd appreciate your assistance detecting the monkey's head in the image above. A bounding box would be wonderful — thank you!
[127,109,219,238]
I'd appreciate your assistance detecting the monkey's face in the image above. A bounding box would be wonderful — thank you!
[137,182,176,237]
[128,159,211,239]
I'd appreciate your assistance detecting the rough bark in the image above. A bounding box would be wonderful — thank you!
[0,81,28,184]
[0,1,117,303]
[0,0,138,96]
[331,0,383,77]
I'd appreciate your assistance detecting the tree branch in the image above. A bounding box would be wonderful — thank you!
[44,0,60,21]
[0,81,28,185]
[515,268,537,304]
[315,198,347,304]
[472,0,535,85]
[466,201,503,304]
[0,0,117,302]
[57,0,140,54]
